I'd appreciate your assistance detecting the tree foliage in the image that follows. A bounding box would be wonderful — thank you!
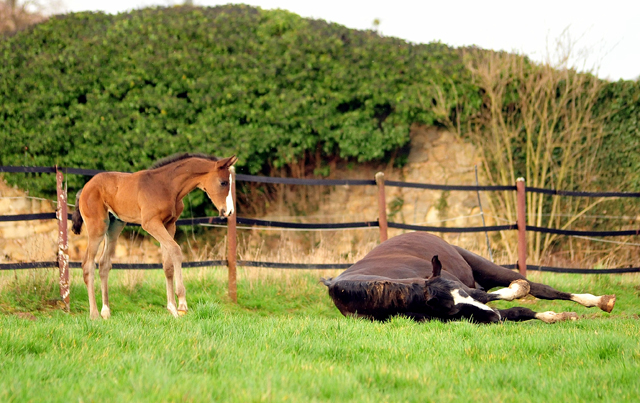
[0,5,476,200]
[597,80,640,191]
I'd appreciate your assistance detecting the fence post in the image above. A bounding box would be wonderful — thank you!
[55,166,70,310]
[375,172,388,243]
[516,177,527,277]
[227,166,238,303]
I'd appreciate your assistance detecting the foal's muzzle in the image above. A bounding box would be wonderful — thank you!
[219,207,234,217]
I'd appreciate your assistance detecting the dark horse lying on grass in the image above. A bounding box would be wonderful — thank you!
[323,232,615,324]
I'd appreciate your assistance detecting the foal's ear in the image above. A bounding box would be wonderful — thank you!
[429,255,442,279]
[218,155,238,170]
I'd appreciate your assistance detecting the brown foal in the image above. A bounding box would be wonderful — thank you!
[71,153,238,319]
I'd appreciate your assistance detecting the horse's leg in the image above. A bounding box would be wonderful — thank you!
[467,280,530,303]
[142,218,183,318]
[97,217,125,319]
[497,307,578,324]
[454,246,616,313]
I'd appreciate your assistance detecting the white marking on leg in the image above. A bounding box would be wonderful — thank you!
[570,293,601,308]
[489,279,530,301]
[225,173,234,216]
[451,289,495,312]
[167,303,179,318]
[101,305,111,319]
[535,311,578,324]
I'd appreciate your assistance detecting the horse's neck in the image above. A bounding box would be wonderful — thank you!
[162,158,215,200]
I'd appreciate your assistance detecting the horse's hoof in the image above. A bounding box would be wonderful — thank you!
[89,311,101,320]
[177,310,187,317]
[598,295,616,313]
[101,307,111,320]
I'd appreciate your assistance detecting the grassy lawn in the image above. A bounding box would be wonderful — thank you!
[1,268,639,402]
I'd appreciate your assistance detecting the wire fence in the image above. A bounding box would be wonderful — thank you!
[1,165,639,276]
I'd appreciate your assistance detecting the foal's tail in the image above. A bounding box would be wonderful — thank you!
[71,189,84,235]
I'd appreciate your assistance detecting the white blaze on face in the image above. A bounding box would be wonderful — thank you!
[224,173,234,216]
[451,289,495,312]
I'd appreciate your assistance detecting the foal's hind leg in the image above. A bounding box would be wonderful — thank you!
[97,217,125,319]
[82,218,109,320]
[454,246,616,312]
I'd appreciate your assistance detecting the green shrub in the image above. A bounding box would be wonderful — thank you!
[0,5,475,204]
[597,79,640,191]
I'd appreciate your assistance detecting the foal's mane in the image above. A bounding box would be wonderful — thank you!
[149,153,219,170]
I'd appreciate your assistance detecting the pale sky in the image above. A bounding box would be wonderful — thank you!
[62,1,639,81]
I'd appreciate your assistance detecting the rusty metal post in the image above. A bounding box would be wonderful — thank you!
[227,166,238,303]
[516,177,527,277]
[55,166,70,310]
[375,172,388,243]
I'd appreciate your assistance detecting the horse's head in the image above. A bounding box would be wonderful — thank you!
[201,155,238,217]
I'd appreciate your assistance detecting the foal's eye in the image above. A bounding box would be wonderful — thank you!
[220,181,229,187]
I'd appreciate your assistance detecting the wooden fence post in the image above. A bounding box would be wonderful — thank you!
[55,166,70,310]
[227,166,238,303]
[375,172,388,243]
[516,177,527,277]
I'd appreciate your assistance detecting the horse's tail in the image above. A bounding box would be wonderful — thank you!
[71,189,84,235]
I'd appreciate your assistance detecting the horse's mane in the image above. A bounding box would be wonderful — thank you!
[149,153,219,170]
[324,279,427,311]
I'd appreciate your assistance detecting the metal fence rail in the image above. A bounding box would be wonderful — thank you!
[2,165,640,304]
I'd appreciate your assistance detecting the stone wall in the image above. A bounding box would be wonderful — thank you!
[315,125,496,255]
[1,125,497,264]
[0,180,58,262]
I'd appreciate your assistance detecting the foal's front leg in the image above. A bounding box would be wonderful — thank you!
[143,219,185,318]
[160,243,177,315]
[164,221,188,315]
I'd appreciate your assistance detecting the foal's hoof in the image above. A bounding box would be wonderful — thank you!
[167,305,180,318]
[598,295,616,313]
[178,310,188,317]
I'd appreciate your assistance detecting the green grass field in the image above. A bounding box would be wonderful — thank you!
[1,268,639,402]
